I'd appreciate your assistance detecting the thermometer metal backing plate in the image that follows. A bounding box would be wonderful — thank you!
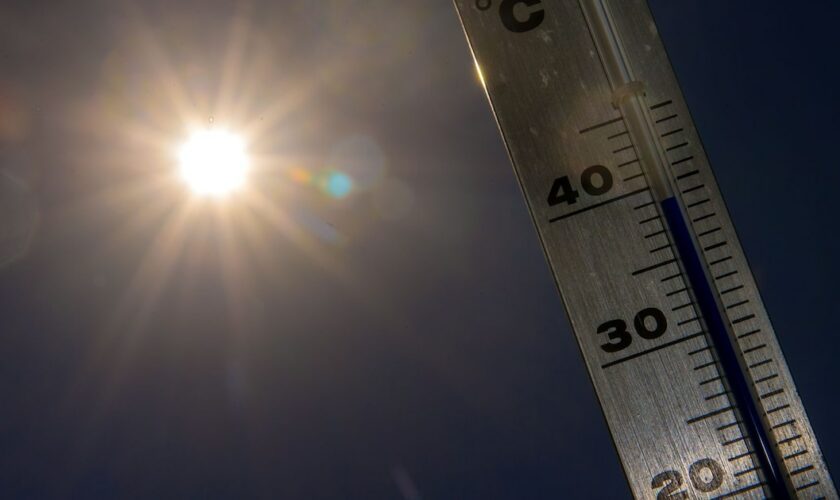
[454,0,835,497]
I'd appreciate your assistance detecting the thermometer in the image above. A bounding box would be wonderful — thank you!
[454,0,836,497]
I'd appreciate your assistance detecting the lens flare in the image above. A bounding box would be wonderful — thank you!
[178,129,249,196]
[324,171,353,198]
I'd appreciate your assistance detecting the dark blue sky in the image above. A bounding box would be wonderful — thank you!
[0,1,837,498]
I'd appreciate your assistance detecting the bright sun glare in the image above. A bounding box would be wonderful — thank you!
[178,129,250,196]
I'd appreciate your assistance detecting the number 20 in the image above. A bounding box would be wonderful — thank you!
[652,458,725,499]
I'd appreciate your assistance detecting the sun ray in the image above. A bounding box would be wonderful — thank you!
[63,199,197,459]
[56,0,424,447]
[215,9,253,124]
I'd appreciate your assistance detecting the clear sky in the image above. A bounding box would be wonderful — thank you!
[0,1,837,498]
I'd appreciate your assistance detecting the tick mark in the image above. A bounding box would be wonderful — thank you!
[687,405,735,424]
[687,198,711,209]
[672,302,695,312]
[766,404,791,415]
[700,375,723,386]
[650,100,673,110]
[650,243,672,253]
[677,316,700,326]
[677,169,700,181]
[778,435,802,446]
[709,256,733,266]
[743,344,767,355]
[693,212,717,223]
[718,420,743,432]
[632,258,677,276]
[737,329,762,340]
[694,360,718,371]
[720,285,745,295]
[601,331,705,369]
[734,466,760,478]
[711,481,766,499]
[698,227,722,238]
[732,314,756,324]
[682,184,705,195]
[550,188,650,223]
[771,420,795,431]
[754,373,778,384]
[790,465,815,477]
[579,116,624,134]
[727,450,756,462]
[705,390,730,401]
[704,241,728,252]
[760,388,784,399]
[784,449,808,460]
[722,435,748,446]
[749,359,773,369]
[715,270,739,281]
[726,299,750,310]
[795,480,820,492]
[688,345,711,356]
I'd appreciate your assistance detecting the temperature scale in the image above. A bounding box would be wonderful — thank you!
[453,0,836,498]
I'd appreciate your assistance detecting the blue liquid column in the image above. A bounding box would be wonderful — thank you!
[660,197,788,498]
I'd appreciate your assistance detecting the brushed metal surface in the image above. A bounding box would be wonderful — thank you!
[453,0,836,498]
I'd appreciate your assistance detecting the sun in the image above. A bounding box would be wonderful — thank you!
[178,128,250,196]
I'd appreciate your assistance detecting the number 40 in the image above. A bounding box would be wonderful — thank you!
[547,165,614,206]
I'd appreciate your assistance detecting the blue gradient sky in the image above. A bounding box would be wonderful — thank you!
[0,1,837,497]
